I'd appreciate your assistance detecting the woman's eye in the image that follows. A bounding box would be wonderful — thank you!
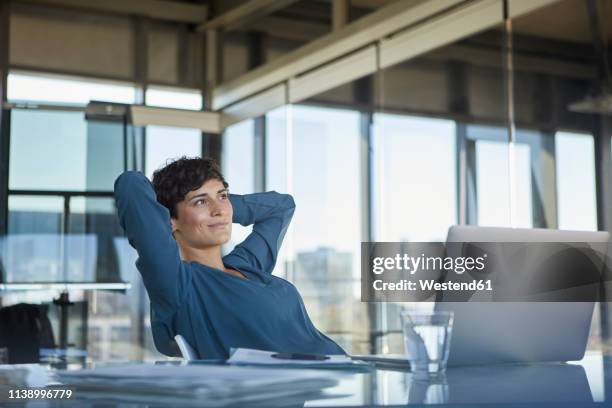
[195,199,206,206]
[220,193,228,200]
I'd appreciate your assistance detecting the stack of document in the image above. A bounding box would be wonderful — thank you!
[227,348,371,369]
[56,363,340,406]
[0,364,50,387]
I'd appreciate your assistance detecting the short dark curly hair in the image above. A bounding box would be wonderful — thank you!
[152,156,228,218]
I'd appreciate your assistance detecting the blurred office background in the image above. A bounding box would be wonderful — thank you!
[0,0,611,362]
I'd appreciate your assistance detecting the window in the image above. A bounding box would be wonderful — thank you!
[267,105,367,353]
[9,109,126,192]
[6,108,126,283]
[372,113,457,353]
[3,72,144,362]
[144,87,203,178]
[552,131,599,358]
[145,86,202,111]
[6,79,132,284]
[145,127,202,179]
[373,114,457,241]
[4,196,64,282]
[9,110,88,191]
[8,72,136,105]
[69,197,124,282]
[475,140,532,228]
[467,125,534,228]
[266,107,290,278]
[223,119,255,251]
[555,131,597,231]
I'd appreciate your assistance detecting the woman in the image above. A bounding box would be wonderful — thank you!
[114,157,345,359]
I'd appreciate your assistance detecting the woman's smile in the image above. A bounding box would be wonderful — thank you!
[208,222,229,229]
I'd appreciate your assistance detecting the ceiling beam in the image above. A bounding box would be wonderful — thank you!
[15,0,208,24]
[351,0,397,9]
[244,16,329,42]
[427,44,596,79]
[197,0,299,32]
[214,0,566,111]
[130,105,221,133]
[212,0,461,110]
[378,0,502,69]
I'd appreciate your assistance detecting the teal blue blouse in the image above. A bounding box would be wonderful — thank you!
[114,171,345,359]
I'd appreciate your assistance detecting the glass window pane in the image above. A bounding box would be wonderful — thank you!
[266,106,289,195]
[87,290,139,361]
[291,106,361,254]
[10,109,87,191]
[476,140,533,228]
[514,144,534,228]
[85,120,128,191]
[3,195,125,283]
[10,109,126,191]
[265,106,290,279]
[3,196,64,282]
[145,86,202,110]
[223,119,255,251]
[373,113,457,241]
[555,131,597,231]
[145,126,202,179]
[267,105,367,353]
[372,113,457,353]
[8,72,136,105]
[70,197,125,283]
[143,88,204,179]
[8,195,64,232]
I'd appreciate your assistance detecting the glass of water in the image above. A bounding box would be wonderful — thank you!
[401,310,454,374]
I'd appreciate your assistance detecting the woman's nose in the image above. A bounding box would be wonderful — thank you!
[210,201,224,216]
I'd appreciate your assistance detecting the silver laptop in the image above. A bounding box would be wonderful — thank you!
[436,225,609,366]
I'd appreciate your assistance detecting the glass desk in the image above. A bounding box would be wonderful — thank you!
[1,352,610,407]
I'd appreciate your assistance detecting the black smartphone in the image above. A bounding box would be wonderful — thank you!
[271,352,330,361]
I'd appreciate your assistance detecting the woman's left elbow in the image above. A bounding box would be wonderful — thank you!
[284,194,296,210]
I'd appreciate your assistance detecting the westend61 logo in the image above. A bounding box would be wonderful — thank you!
[371,253,487,275]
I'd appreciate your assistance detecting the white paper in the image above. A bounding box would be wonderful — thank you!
[57,363,339,403]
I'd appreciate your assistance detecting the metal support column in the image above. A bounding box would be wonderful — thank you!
[354,65,377,360]
[254,117,266,192]
[595,117,612,342]
[131,15,150,361]
[133,15,149,172]
[202,28,223,162]
[332,0,349,31]
[595,118,612,234]
[503,0,517,226]
[248,31,267,192]
[0,0,10,236]
[456,123,468,225]
[447,60,469,225]
[355,71,376,406]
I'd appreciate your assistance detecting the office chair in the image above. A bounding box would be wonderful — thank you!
[174,334,197,361]
[0,303,55,363]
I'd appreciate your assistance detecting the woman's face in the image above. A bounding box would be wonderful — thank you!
[171,178,233,249]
